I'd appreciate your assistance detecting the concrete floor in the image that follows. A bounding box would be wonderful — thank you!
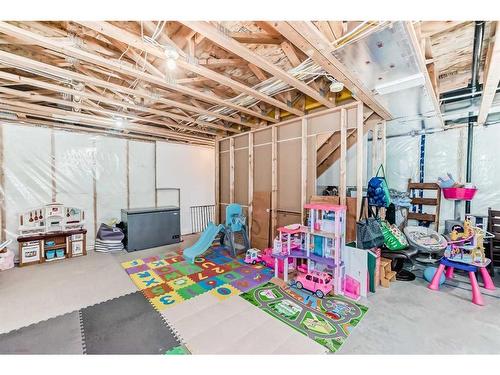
[1,234,500,354]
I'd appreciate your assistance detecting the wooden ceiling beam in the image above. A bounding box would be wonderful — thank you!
[0,54,247,132]
[0,86,222,138]
[404,21,443,125]
[198,58,246,67]
[420,21,464,38]
[0,21,272,125]
[247,63,268,81]
[477,22,500,125]
[0,101,214,144]
[229,32,283,44]
[76,21,295,118]
[280,41,302,67]
[181,21,334,109]
[270,21,392,120]
[0,116,180,144]
[0,70,233,136]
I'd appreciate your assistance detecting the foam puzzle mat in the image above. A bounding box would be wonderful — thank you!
[80,291,181,354]
[240,281,368,353]
[0,292,184,355]
[121,247,274,312]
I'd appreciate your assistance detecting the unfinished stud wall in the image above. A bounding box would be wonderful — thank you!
[216,103,366,244]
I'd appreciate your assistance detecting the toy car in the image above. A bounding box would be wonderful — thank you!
[244,248,267,265]
[294,270,333,298]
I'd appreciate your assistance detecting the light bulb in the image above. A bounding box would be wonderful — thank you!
[115,117,124,127]
[166,58,177,70]
[164,45,179,60]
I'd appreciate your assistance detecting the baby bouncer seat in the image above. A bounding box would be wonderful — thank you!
[404,226,447,263]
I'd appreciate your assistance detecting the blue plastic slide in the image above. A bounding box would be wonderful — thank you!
[183,222,225,264]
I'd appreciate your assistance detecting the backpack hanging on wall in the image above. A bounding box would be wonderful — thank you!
[367,165,391,208]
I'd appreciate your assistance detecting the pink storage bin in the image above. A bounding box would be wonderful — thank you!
[442,187,477,201]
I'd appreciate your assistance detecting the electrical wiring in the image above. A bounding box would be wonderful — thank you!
[130,21,388,126]
[196,21,390,123]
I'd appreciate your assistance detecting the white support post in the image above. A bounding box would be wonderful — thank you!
[248,133,254,241]
[380,120,387,171]
[271,125,277,236]
[215,138,220,224]
[229,137,235,204]
[356,102,364,219]
[339,108,347,206]
[301,118,308,223]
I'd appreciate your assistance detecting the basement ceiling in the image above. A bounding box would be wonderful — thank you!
[0,21,495,143]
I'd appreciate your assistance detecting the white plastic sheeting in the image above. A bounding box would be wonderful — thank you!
[385,123,500,230]
[3,125,52,256]
[128,141,155,209]
[471,125,500,215]
[95,137,127,226]
[54,130,95,242]
[385,135,419,191]
[156,142,215,235]
[1,123,158,257]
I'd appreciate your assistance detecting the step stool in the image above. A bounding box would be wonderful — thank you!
[380,257,396,288]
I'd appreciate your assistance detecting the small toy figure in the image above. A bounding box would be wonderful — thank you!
[470,230,486,264]
[449,217,474,241]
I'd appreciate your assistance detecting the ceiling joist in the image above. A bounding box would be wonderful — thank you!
[269,21,392,120]
[75,22,296,118]
[180,21,335,109]
[477,22,500,126]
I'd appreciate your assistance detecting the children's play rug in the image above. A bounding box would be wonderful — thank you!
[121,247,274,312]
[240,281,368,353]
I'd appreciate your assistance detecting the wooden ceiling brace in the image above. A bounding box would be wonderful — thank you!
[181,21,335,110]
[0,95,219,142]
[0,78,227,137]
[0,21,275,125]
[269,21,392,120]
[0,102,214,144]
[0,50,247,132]
[76,21,298,117]
[477,22,500,125]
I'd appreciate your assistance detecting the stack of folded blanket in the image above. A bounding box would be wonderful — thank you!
[94,223,124,253]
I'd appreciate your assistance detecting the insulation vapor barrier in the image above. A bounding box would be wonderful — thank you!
[385,123,500,230]
[0,122,215,259]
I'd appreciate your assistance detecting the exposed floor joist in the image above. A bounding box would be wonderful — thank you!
[180,21,335,109]
[76,21,300,118]
[269,21,392,120]
[0,21,274,128]
[477,22,500,125]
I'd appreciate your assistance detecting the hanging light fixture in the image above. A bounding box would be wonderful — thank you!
[164,45,179,71]
[329,79,344,93]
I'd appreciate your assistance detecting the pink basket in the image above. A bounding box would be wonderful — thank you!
[442,187,477,201]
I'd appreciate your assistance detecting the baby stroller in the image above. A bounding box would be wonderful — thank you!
[404,226,447,264]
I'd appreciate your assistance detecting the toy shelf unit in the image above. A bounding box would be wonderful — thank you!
[272,203,347,297]
[17,203,86,267]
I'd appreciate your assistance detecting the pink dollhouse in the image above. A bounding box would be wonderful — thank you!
[271,203,347,297]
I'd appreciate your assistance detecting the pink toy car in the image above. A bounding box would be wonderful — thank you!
[244,248,267,265]
[294,270,333,298]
